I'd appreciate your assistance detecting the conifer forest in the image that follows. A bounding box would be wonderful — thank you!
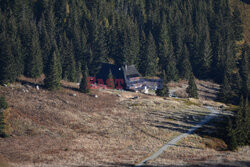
[0,0,249,100]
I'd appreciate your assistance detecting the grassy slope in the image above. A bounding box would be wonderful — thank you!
[0,78,249,166]
[0,81,209,166]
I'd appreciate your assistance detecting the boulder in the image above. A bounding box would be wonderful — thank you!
[70,93,77,97]
[22,89,29,93]
[25,85,32,89]
[131,96,139,100]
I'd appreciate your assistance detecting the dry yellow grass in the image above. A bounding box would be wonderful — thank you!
[0,79,249,166]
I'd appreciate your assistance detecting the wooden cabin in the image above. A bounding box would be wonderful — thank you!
[122,65,162,91]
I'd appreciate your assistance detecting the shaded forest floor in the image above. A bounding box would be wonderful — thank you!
[0,77,249,167]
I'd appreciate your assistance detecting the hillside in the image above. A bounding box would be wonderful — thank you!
[0,79,249,167]
[0,0,249,166]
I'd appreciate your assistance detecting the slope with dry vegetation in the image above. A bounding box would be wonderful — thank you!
[0,78,249,167]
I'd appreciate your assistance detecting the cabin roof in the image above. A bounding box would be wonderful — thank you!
[122,65,141,78]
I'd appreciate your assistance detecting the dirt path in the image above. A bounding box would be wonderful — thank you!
[135,106,220,166]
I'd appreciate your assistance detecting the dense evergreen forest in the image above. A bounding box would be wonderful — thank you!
[0,0,249,102]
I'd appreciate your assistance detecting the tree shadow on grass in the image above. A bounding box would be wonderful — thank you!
[199,83,220,92]
[61,84,79,92]
[17,79,45,89]
[17,78,81,92]
[146,109,229,151]
[148,109,212,133]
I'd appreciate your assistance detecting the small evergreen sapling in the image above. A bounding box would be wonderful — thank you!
[227,118,238,151]
[156,71,169,97]
[186,73,198,98]
[0,96,8,138]
[80,65,90,93]
[44,51,61,90]
[0,96,8,110]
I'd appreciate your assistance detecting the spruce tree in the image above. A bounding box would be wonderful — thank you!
[80,65,90,93]
[227,118,238,151]
[158,14,170,71]
[179,45,192,80]
[235,106,245,146]
[243,44,250,100]
[51,40,62,80]
[19,13,32,69]
[138,30,147,74]
[240,46,249,100]
[144,32,158,76]
[186,73,198,98]
[211,33,224,83]
[62,40,76,82]
[54,0,67,29]
[72,25,88,66]
[156,70,169,97]
[158,39,168,72]
[38,14,51,73]
[80,32,89,65]
[0,34,17,85]
[198,28,212,78]
[232,7,243,41]
[121,30,130,65]
[227,95,249,150]
[121,20,140,66]
[219,73,232,103]
[0,96,8,138]
[190,32,200,77]
[245,103,250,145]
[24,24,43,78]
[90,25,107,76]
[44,51,61,90]
[7,16,24,76]
[0,96,8,110]
[231,72,242,103]
[129,23,140,66]
[110,25,123,66]
[45,5,56,41]
[12,36,24,77]
[75,61,82,83]
[0,108,6,138]
[165,42,178,82]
